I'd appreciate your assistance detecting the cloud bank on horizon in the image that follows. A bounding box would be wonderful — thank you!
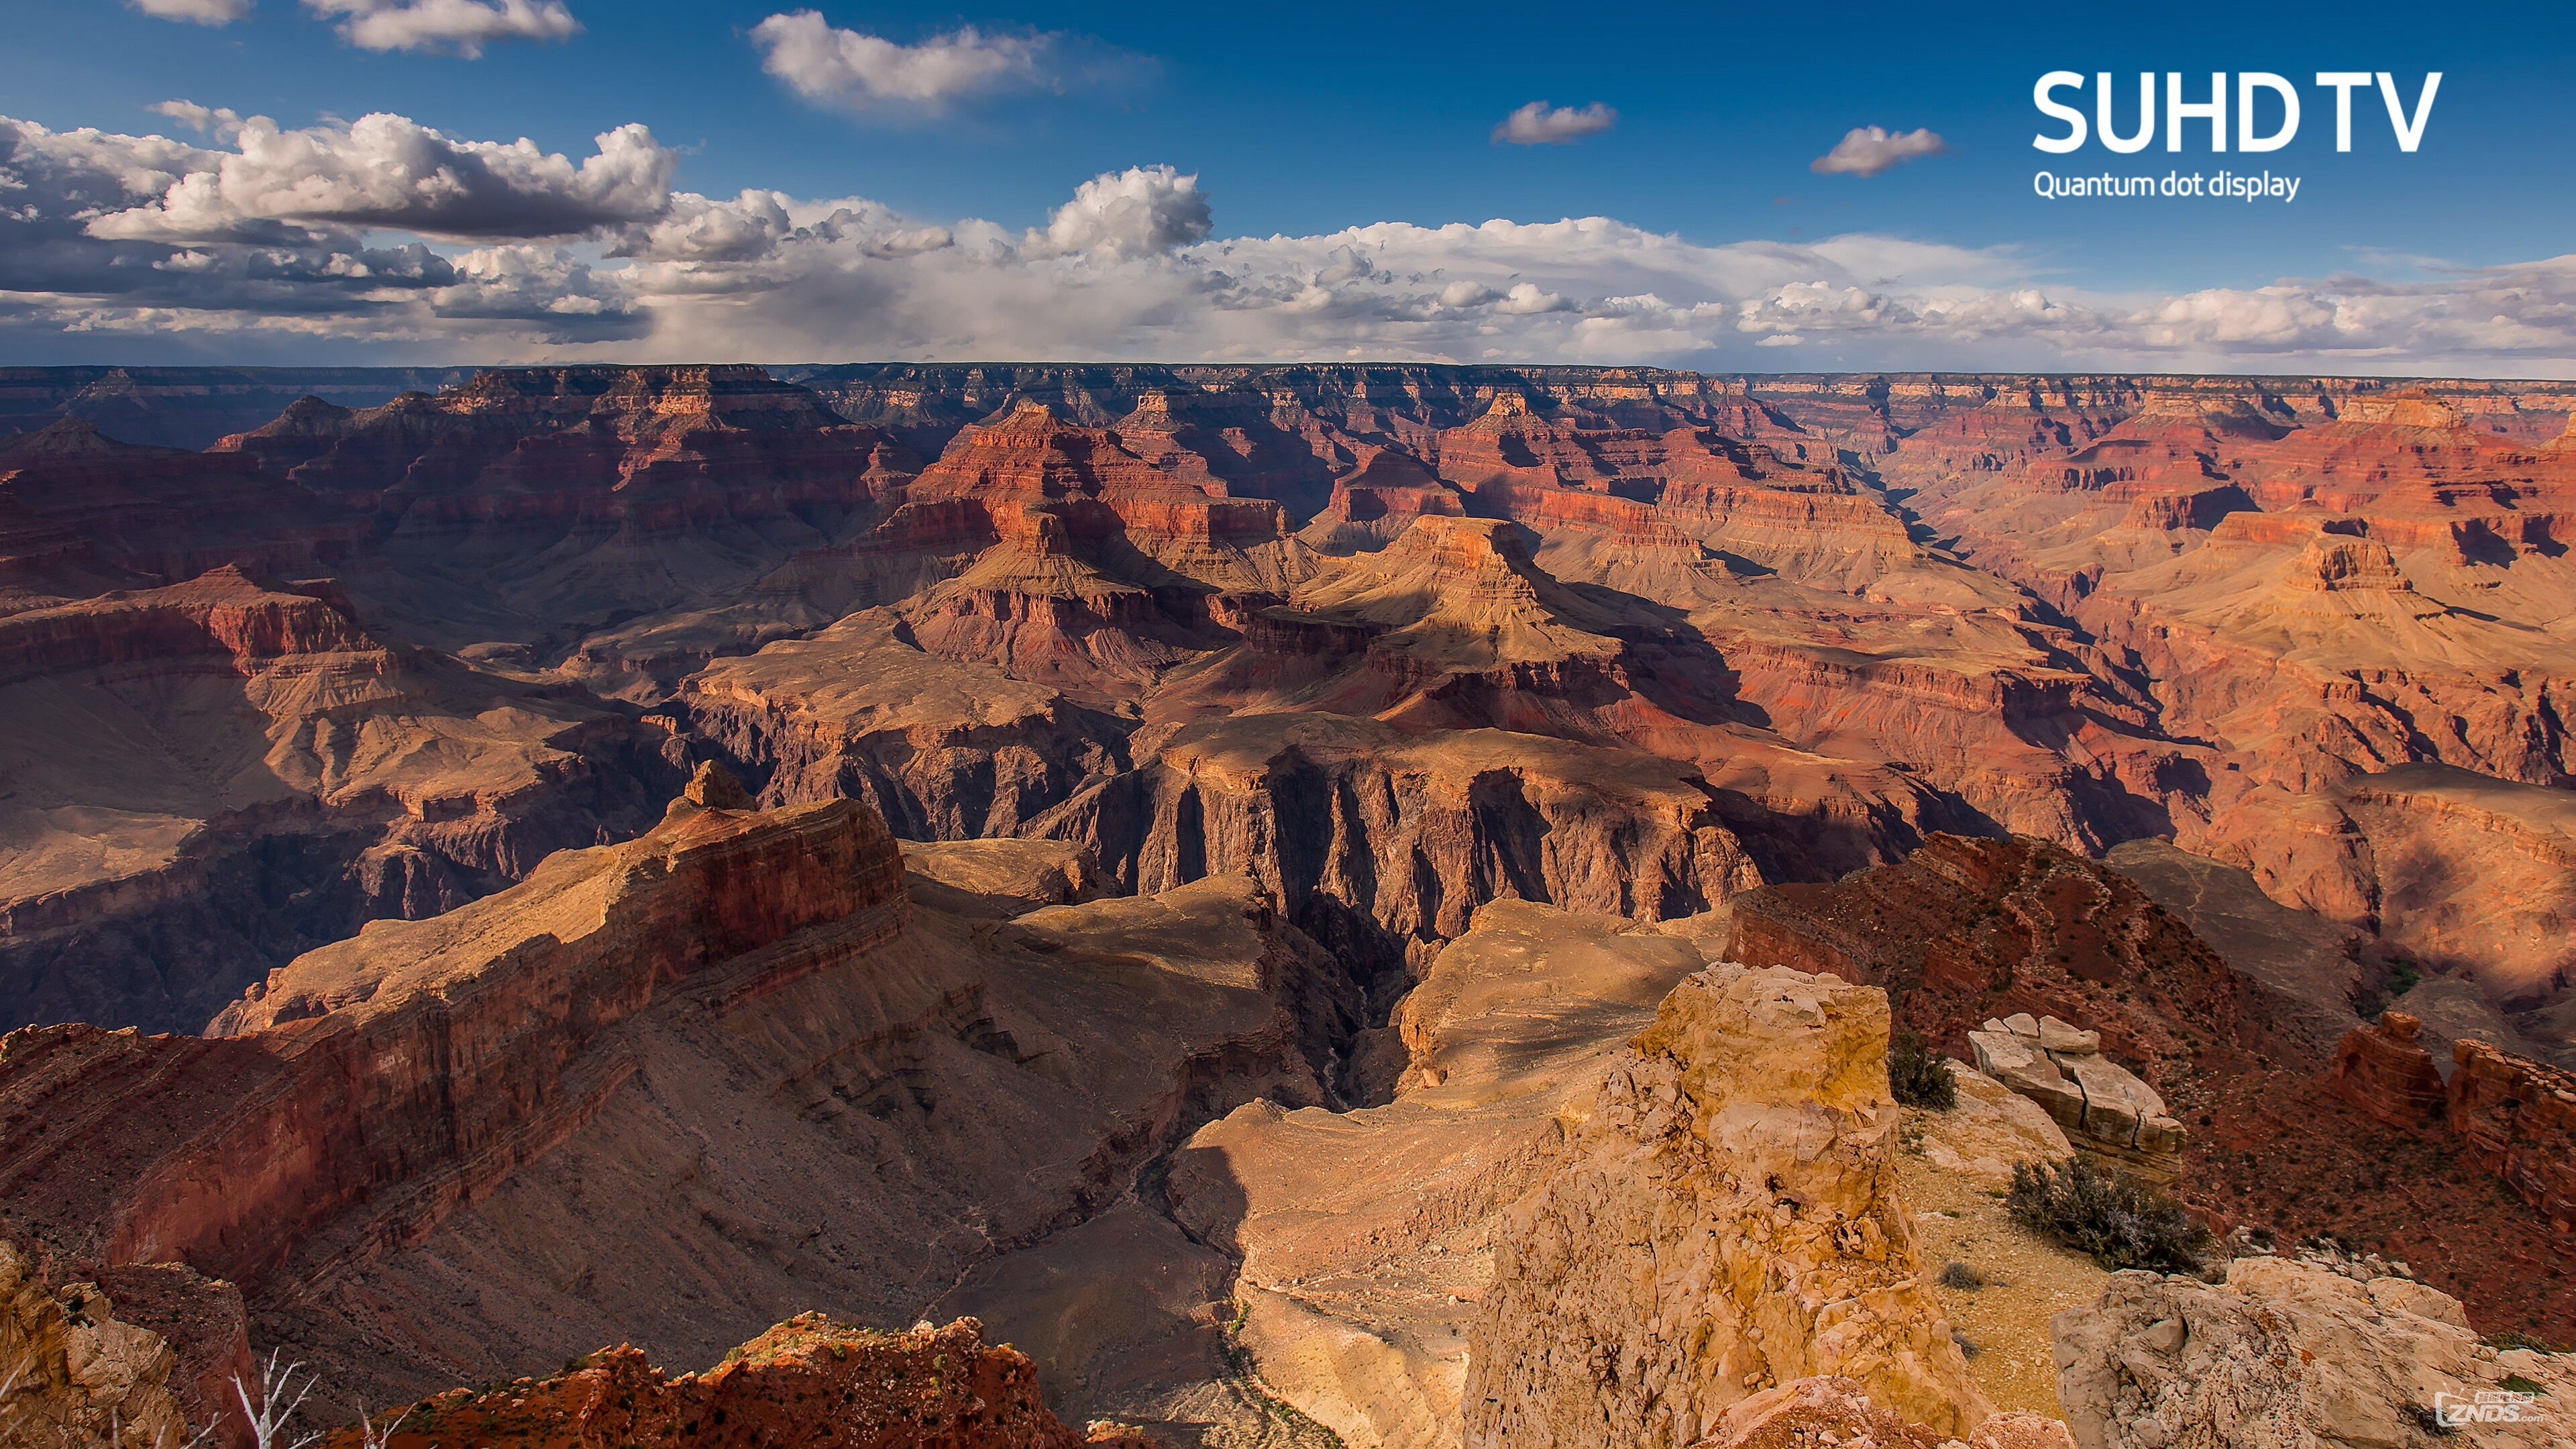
[3,103,2575,376]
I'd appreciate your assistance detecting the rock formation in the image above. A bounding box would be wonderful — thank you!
[2445,1040,2576,1233]
[685,609,1132,837]
[1161,900,1713,1449]
[1464,963,1990,1448]
[1051,710,1762,983]
[2327,1013,2449,1130]
[317,1316,1150,1449]
[1730,835,2284,1073]
[0,1239,199,1449]
[1693,1377,2074,1449]
[1969,1014,2186,1183]
[1729,832,2576,1343]
[2320,1015,2576,1234]
[2052,1256,2575,1449]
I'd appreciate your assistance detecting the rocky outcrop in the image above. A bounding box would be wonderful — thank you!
[1969,1014,2186,1183]
[1729,835,2283,1075]
[1163,900,1712,1449]
[2446,1040,2576,1232]
[320,1316,1150,1449]
[2052,1256,2575,1449]
[1693,1377,2074,1449]
[2318,1014,2576,1234]
[0,1238,199,1449]
[1463,963,1990,1448]
[904,400,1303,590]
[0,777,910,1286]
[1725,833,2576,1334]
[2327,1013,2449,1130]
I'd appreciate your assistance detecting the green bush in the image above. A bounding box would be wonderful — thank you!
[2006,1156,2210,1273]
[1888,1029,1957,1110]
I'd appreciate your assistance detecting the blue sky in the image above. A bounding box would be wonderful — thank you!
[2,1,2572,370]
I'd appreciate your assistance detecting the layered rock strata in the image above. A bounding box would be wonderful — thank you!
[1049,710,1762,981]
[2445,1040,2576,1233]
[0,771,908,1287]
[0,565,687,1032]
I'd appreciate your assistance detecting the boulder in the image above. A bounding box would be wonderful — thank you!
[1968,1016,2186,1183]
[1913,1059,2078,1189]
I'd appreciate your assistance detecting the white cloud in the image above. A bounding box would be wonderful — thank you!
[128,0,252,23]
[750,11,1047,112]
[1493,101,1617,146]
[305,0,579,56]
[1810,125,1949,178]
[1035,165,1210,259]
[86,113,674,243]
[1493,282,1572,314]
[8,107,2576,376]
[152,101,246,140]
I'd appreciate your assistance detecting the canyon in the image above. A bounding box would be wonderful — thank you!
[0,362,2571,1447]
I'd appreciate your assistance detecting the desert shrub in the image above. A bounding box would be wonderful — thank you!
[1935,1260,1988,1291]
[2006,1156,2210,1273]
[1888,1029,1957,1110]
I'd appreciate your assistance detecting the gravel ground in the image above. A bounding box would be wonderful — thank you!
[1897,1113,2112,1419]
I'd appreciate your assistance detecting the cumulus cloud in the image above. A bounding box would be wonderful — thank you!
[87,113,674,243]
[7,108,2576,374]
[305,0,579,55]
[1493,101,1617,146]
[128,0,252,23]
[1811,125,1948,178]
[1034,165,1210,259]
[152,101,246,139]
[751,12,1047,111]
